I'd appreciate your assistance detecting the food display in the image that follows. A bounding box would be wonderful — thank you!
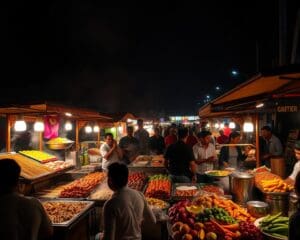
[42,201,91,224]
[200,184,224,196]
[168,194,260,240]
[257,212,288,239]
[144,174,171,200]
[205,170,231,177]
[19,150,57,163]
[146,197,169,209]
[0,153,53,179]
[44,160,74,171]
[255,172,293,193]
[59,172,106,198]
[128,172,147,191]
[173,184,199,199]
[151,155,165,167]
[89,188,113,201]
[47,137,73,144]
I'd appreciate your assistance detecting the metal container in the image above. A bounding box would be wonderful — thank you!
[246,201,269,218]
[229,171,254,206]
[264,192,289,216]
[270,157,286,178]
[289,191,299,217]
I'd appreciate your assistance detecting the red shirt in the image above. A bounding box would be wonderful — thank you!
[165,135,177,147]
[186,135,198,147]
[217,135,229,144]
[223,127,231,137]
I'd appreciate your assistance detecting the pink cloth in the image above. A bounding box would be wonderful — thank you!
[44,115,59,139]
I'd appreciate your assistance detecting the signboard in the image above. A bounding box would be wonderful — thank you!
[277,105,299,112]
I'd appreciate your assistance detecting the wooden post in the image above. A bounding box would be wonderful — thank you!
[76,120,79,151]
[6,115,11,152]
[255,113,260,167]
[39,132,43,151]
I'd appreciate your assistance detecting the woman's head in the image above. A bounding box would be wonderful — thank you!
[229,131,241,144]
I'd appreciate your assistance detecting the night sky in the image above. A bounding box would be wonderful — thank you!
[2,1,300,117]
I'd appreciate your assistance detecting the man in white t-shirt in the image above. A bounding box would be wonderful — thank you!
[285,140,300,186]
[193,130,217,183]
[100,133,123,171]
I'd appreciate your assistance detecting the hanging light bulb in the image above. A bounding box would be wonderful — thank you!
[85,125,92,133]
[206,123,210,128]
[243,122,254,132]
[229,122,236,129]
[214,123,220,129]
[34,121,44,132]
[220,123,225,129]
[93,125,99,133]
[118,125,123,132]
[65,121,72,131]
[14,120,27,132]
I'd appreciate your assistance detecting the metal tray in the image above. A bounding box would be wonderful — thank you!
[171,183,201,200]
[41,199,95,227]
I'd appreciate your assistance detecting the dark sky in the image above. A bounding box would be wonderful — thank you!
[2,1,300,117]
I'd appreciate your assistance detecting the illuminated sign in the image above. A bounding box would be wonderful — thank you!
[277,105,299,112]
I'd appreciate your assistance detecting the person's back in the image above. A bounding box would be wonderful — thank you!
[0,159,52,240]
[102,162,155,240]
[103,187,151,240]
[0,193,52,240]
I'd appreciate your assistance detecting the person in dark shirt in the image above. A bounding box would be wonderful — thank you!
[149,127,165,155]
[186,128,198,148]
[119,126,139,164]
[289,171,300,240]
[164,128,197,183]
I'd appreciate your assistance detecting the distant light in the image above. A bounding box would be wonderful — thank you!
[220,123,225,129]
[256,103,264,108]
[214,123,220,129]
[14,120,27,132]
[206,95,210,99]
[65,112,72,117]
[243,122,254,132]
[85,125,92,133]
[93,125,100,133]
[215,86,220,91]
[206,123,210,128]
[65,121,72,131]
[229,122,236,129]
[231,70,239,76]
[34,121,44,132]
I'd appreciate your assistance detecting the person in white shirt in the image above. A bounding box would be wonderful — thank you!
[193,130,217,183]
[285,140,300,186]
[100,133,123,171]
[101,162,156,240]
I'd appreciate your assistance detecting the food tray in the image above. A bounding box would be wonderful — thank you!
[171,183,200,200]
[88,180,113,202]
[199,183,225,196]
[143,182,172,202]
[41,199,95,227]
[205,170,232,178]
[18,150,57,163]
[254,217,288,240]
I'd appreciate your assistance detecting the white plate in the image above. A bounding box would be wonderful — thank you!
[255,217,288,240]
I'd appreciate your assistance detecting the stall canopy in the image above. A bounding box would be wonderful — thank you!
[107,112,139,122]
[199,67,300,118]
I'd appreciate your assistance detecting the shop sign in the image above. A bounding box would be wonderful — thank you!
[277,105,299,112]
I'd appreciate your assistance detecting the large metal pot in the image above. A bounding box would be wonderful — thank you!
[264,192,289,216]
[229,171,254,206]
[289,191,299,217]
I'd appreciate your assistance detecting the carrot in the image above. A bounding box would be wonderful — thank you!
[222,223,239,231]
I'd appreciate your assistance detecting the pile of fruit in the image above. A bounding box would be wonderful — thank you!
[19,150,57,163]
[128,172,147,191]
[255,172,293,193]
[258,212,289,239]
[59,172,106,198]
[144,174,171,200]
[146,197,169,209]
[168,194,260,240]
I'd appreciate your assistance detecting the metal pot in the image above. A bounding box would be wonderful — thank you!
[229,171,254,206]
[289,191,299,217]
[246,201,269,218]
[264,192,289,216]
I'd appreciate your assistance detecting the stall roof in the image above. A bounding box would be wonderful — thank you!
[0,102,113,121]
[107,112,139,122]
[199,67,300,118]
